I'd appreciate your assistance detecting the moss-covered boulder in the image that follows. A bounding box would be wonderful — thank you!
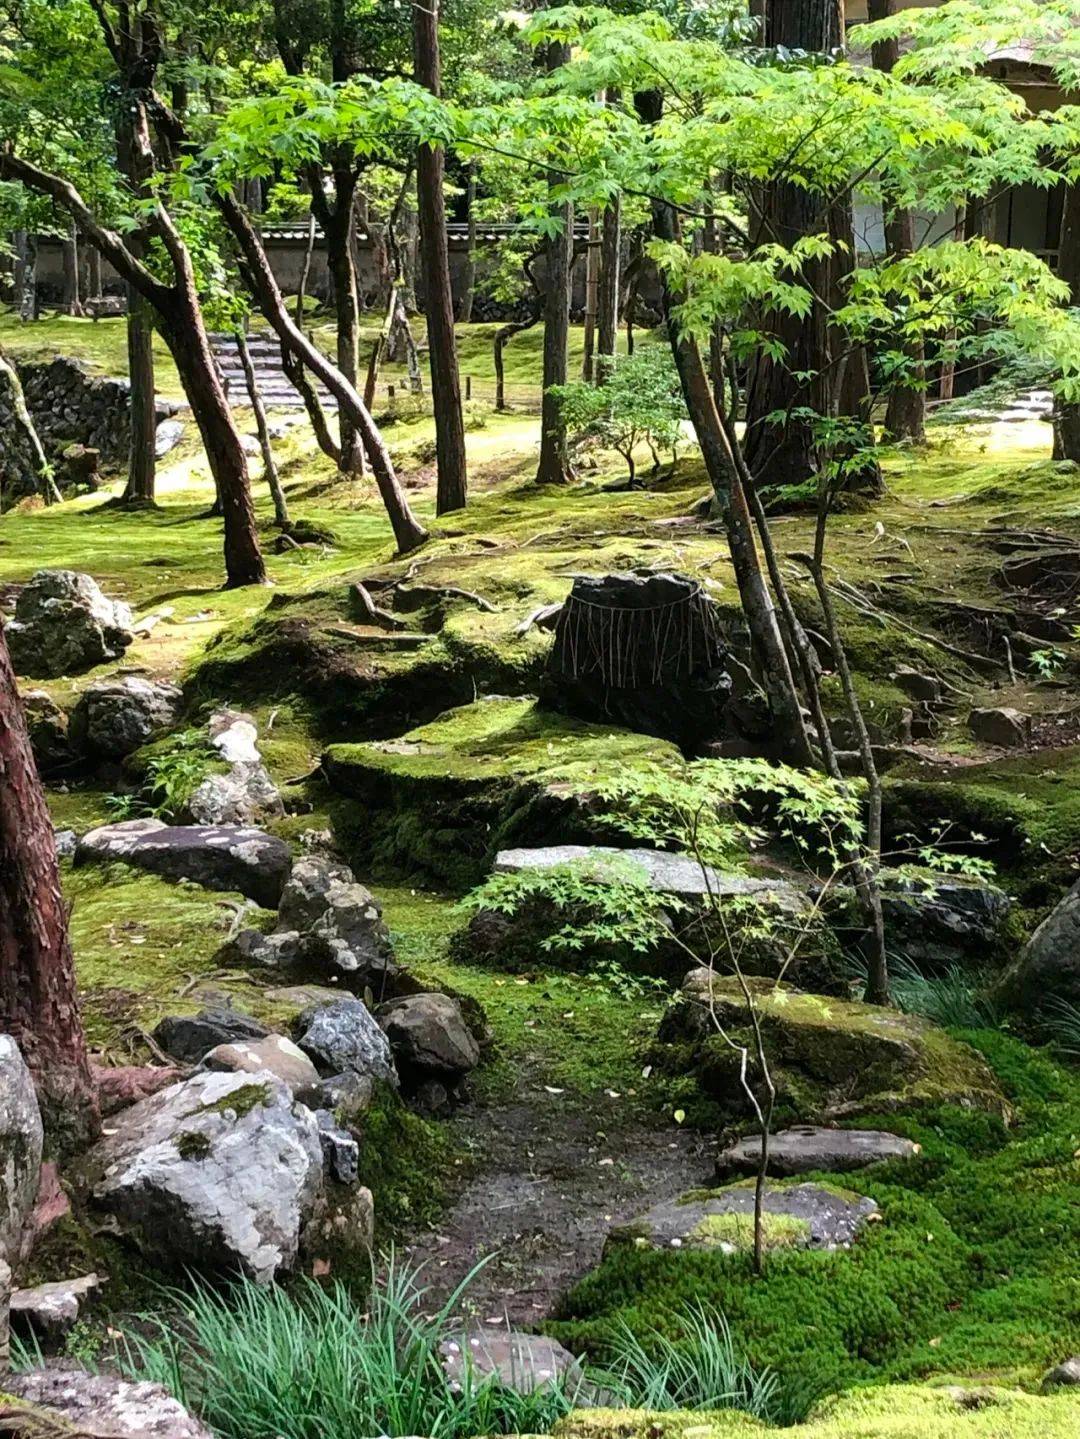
[552,1386,1080,1439]
[655,971,1006,1124]
[322,697,680,887]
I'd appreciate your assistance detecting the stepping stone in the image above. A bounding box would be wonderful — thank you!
[440,1330,584,1395]
[715,1126,920,1181]
[494,845,810,915]
[610,1181,879,1255]
[75,818,292,909]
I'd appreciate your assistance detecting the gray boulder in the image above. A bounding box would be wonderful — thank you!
[76,818,292,908]
[187,710,282,826]
[440,1330,584,1396]
[10,1273,100,1348]
[202,1035,321,1104]
[296,998,397,1087]
[6,569,133,678]
[153,1006,271,1065]
[231,856,398,988]
[320,1071,376,1122]
[377,993,480,1082]
[54,828,77,860]
[0,1036,44,1266]
[82,1069,324,1283]
[824,871,1011,971]
[996,878,1080,1017]
[6,1369,212,1439]
[715,1126,921,1181]
[20,689,75,773]
[610,1182,878,1255]
[70,675,183,759]
[969,706,1031,748]
[313,1110,360,1185]
[155,417,186,457]
[1042,1357,1080,1390]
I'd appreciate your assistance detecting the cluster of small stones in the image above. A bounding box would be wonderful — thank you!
[0,356,175,496]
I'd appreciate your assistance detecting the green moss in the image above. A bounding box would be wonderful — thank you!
[688,1211,812,1252]
[175,1129,213,1160]
[354,1087,457,1239]
[192,1082,272,1119]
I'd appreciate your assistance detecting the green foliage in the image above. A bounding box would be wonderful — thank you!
[1039,995,1080,1058]
[552,348,687,483]
[115,1258,583,1439]
[106,732,219,824]
[354,1089,455,1238]
[844,953,1001,1031]
[551,1033,1080,1397]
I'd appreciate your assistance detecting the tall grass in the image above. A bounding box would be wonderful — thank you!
[848,953,999,1029]
[1041,995,1080,1058]
[110,1261,788,1438]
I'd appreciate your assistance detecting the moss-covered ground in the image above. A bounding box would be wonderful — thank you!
[6,323,1080,1418]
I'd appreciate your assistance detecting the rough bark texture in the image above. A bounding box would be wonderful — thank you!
[1056,181,1080,460]
[536,40,575,485]
[60,223,83,317]
[870,0,926,445]
[596,195,622,382]
[320,172,366,477]
[0,623,99,1153]
[122,295,157,504]
[413,0,468,514]
[582,208,600,381]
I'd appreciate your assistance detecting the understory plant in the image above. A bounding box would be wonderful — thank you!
[106,732,218,825]
[551,346,687,484]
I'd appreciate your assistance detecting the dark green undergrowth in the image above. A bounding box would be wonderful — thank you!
[549,1032,1080,1405]
[355,1089,457,1239]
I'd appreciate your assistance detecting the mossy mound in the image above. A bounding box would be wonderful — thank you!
[550,1033,1080,1398]
[654,973,1006,1127]
[553,1386,1080,1439]
[322,697,681,888]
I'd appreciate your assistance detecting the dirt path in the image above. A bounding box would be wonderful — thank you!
[404,1078,709,1325]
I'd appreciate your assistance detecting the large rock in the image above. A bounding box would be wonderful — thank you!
[996,879,1080,1017]
[714,1125,920,1180]
[377,993,480,1083]
[82,1069,324,1283]
[152,1006,271,1065]
[440,1330,585,1395]
[0,1036,44,1266]
[969,706,1031,749]
[70,675,184,759]
[295,998,397,1086]
[824,871,1011,971]
[76,818,292,908]
[658,970,1006,1122]
[10,1273,100,1347]
[20,689,76,773]
[611,1181,878,1254]
[229,856,398,989]
[5,569,133,678]
[6,1369,212,1439]
[187,709,282,825]
[202,1035,321,1104]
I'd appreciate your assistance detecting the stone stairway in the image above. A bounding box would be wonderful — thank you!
[209,332,337,412]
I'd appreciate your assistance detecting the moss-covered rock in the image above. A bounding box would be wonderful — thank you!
[553,1386,1080,1439]
[322,697,681,888]
[655,972,1006,1125]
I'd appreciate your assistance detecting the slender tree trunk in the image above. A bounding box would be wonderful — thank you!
[236,330,290,528]
[157,291,267,587]
[0,344,61,505]
[870,0,926,444]
[322,176,366,478]
[495,311,541,410]
[281,345,341,466]
[596,195,621,383]
[636,87,813,766]
[219,194,428,553]
[18,232,36,323]
[295,211,316,331]
[413,0,468,514]
[536,39,575,485]
[1055,182,1080,460]
[122,292,157,504]
[0,626,99,1153]
[12,228,27,316]
[458,161,478,323]
[582,207,600,381]
[87,243,103,302]
[60,223,83,316]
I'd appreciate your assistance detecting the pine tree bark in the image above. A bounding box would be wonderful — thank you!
[319,171,366,477]
[0,625,99,1153]
[87,243,103,302]
[536,39,575,485]
[413,0,468,514]
[60,223,84,316]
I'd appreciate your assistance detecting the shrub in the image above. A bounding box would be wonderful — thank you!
[552,348,687,484]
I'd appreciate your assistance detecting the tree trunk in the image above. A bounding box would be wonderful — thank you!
[0,344,61,505]
[413,0,468,514]
[157,291,267,587]
[0,626,99,1152]
[17,232,36,323]
[219,194,428,553]
[596,195,622,383]
[60,222,83,317]
[12,228,27,315]
[236,330,290,528]
[321,174,366,478]
[536,39,575,485]
[637,88,813,766]
[121,291,157,504]
[87,242,103,302]
[582,208,600,381]
[295,212,316,331]
[1056,181,1080,459]
[458,161,478,323]
[870,0,926,445]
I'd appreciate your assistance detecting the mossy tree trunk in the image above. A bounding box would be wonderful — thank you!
[0,625,99,1153]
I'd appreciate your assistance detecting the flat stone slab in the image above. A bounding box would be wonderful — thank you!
[10,1273,101,1345]
[440,1330,584,1395]
[610,1181,878,1255]
[494,846,809,914]
[76,818,291,908]
[715,1126,921,1181]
